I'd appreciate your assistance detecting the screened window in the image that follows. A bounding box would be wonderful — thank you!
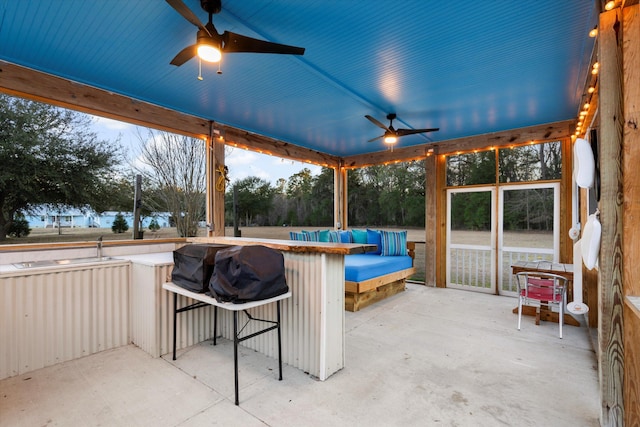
[498,141,561,183]
[446,141,562,186]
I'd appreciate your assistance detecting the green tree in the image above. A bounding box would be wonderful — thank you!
[111,213,129,233]
[226,176,275,226]
[308,167,334,226]
[286,168,313,225]
[0,95,124,241]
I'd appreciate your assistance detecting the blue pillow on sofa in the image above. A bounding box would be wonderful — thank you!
[366,229,382,255]
[380,230,408,256]
[351,229,368,244]
[318,229,331,242]
[339,230,353,243]
[289,231,307,241]
[302,230,320,241]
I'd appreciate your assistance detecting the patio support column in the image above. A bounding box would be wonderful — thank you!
[598,8,625,426]
[424,152,437,286]
[622,5,640,427]
[334,163,348,230]
[206,123,226,237]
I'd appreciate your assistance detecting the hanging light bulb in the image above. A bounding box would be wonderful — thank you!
[198,42,222,62]
[196,30,222,63]
[383,133,398,144]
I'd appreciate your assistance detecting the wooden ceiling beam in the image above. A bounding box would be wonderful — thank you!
[342,120,575,168]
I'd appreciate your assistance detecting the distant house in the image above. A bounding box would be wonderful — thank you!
[22,207,171,230]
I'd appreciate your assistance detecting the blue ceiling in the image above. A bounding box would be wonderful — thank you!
[0,1,597,157]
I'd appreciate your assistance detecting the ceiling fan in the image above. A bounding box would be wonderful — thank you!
[167,0,305,67]
[365,113,439,144]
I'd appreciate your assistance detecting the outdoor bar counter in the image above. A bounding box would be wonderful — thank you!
[187,237,374,380]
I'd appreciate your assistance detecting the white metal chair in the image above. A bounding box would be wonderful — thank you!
[516,272,569,338]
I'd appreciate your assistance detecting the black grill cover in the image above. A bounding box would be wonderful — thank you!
[171,244,233,293]
[209,245,288,303]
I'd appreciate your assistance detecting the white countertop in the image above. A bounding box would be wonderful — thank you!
[115,252,174,266]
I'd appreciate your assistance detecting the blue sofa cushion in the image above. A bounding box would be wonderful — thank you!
[380,230,408,256]
[289,231,307,241]
[339,230,353,243]
[345,254,413,282]
[351,229,367,244]
[366,229,382,255]
[302,230,320,241]
[318,229,331,242]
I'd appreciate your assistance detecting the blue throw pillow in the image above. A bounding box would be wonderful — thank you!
[339,230,353,243]
[289,231,307,241]
[366,229,382,255]
[328,231,340,242]
[302,230,320,242]
[351,229,368,244]
[318,229,331,242]
[380,230,408,256]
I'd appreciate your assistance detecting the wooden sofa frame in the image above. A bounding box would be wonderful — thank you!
[344,241,416,312]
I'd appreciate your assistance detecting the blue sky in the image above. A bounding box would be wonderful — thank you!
[91,116,321,186]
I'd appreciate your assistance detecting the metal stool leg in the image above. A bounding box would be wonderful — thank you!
[213,306,218,345]
[277,300,283,381]
[233,311,239,405]
[172,292,177,360]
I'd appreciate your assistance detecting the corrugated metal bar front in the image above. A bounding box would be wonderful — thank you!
[0,263,130,380]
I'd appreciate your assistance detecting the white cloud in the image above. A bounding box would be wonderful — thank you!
[93,116,136,131]
[89,115,325,186]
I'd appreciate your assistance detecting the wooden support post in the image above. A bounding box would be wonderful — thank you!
[424,152,437,286]
[598,9,625,426]
[622,5,640,427]
[334,165,348,230]
[206,124,226,237]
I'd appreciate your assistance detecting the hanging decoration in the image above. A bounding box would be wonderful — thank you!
[216,164,229,192]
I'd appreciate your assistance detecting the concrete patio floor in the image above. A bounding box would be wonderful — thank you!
[0,284,599,427]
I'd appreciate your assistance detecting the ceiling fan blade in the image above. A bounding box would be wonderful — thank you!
[365,115,390,131]
[222,31,305,55]
[396,128,439,136]
[166,0,211,36]
[170,44,197,66]
[368,135,384,142]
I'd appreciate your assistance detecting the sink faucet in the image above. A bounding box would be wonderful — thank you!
[97,236,103,259]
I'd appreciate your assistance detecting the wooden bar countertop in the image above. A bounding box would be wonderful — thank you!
[188,237,376,255]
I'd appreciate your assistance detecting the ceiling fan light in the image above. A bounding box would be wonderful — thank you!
[384,134,398,144]
[197,42,221,63]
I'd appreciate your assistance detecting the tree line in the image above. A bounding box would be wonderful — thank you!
[225,162,427,229]
[1,94,560,240]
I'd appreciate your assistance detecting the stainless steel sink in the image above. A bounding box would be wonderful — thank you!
[13,257,115,269]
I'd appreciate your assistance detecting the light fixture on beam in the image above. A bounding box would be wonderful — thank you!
[589,26,598,38]
[605,1,616,11]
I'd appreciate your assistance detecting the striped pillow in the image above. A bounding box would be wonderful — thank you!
[289,231,308,241]
[302,230,320,241]
[328,231,339,242]
[380,230,408,256]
